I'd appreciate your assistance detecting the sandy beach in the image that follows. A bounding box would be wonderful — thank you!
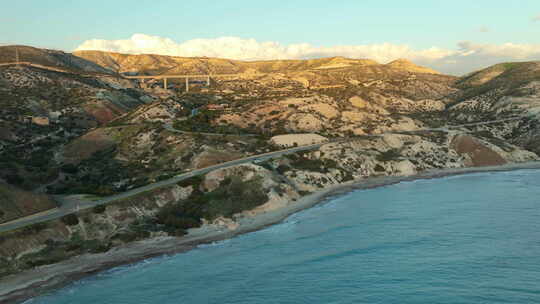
[2,161,540,303]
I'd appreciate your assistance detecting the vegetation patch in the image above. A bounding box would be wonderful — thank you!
[376,149,402,162]
[286,153,338,173]
[156,176,268,235]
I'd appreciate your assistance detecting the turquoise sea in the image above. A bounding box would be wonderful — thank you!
[30,169,540,304]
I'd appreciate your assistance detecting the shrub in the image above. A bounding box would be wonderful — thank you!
[290,156,327,173]
[92,205,106,214]
[276,165,291,174]
[177,175,203,189]
[203,177,268,219]
[374,164,386,172]
[21,222,48,235]
[376,149,401,162]
[157,176,268,233]
[5,174,24,185]
[61,214,79,226]
[60,163,78,174]
[342,172,354,182]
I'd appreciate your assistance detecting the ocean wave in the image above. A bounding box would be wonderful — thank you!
[197,239,232,249]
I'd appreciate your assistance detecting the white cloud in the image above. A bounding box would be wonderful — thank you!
[532,14,540,21]
[478,26,490,33]
[423,41,540,75]
[75,34,451,63]
[75,34,540,75]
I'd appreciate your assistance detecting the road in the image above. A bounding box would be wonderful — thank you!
[162,123,258,137]
[431,116,524,132]
[0,61,111,77]
[0,141,328,233]
[0,116,527,233]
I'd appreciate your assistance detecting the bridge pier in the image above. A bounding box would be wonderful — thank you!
[163,78,168,89]
[139,78,146,89]
[185,77,189,92]
[207,75,210,86]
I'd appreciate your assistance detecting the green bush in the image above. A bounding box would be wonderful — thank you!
[21,222,48,235]
[157,176,268,233]
[289,155,328,173]
[60,163,78,174]
[276,165,291,174]
[92,205,106,214]
[177,175,203,189]
[374,164,386,172]
[376,149,401,162]
[203,177,268,219]
[61,214,79,226]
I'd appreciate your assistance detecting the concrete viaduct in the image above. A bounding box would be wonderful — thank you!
[0,60,263,92]
[124,73,264,91]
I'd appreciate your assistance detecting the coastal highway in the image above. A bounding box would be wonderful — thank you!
[0,116,527,233]
[0,141,329,233]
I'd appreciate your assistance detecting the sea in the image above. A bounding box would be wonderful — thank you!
[29,169,540,304]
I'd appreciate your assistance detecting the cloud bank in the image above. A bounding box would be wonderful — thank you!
[75,34,540,75]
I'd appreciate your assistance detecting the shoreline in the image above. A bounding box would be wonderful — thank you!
[2,161,540,303]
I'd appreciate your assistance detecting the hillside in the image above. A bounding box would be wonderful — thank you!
[0,45,113,74]
[0,183,57,224]
[386,58,440,74]
[72,50,437,76]
[447,61,540,154]
[455,61,540,101]
[0,64,151,191]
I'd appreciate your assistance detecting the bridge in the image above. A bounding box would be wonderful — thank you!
[124,73,265,91]
[0,61,264,91]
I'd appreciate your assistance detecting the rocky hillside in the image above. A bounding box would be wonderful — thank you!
[0,63,152,192]
[0,183,57,224]
[386,58,440,74]
[0,45,113,74]
[171,71,456,137]
[73,50,440,76]
[1,129,536,278]
[447,61,540,154]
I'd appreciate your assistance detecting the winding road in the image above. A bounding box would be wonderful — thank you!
[0,116,526,233]
[0,141,328,233]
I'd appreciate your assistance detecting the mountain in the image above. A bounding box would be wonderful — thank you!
[455,61,540,100]
[0,61,150,192]
[448,61,540,153]
[0,45,113,74]
[72,50,437,76]
[386,58,440,74]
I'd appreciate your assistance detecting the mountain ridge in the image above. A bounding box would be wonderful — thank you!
[0,45,114,74]
[72,49,441,75]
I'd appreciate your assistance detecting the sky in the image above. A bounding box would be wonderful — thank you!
[2,0,540,75]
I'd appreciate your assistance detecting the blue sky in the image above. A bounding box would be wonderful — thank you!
[2,0,540,74]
